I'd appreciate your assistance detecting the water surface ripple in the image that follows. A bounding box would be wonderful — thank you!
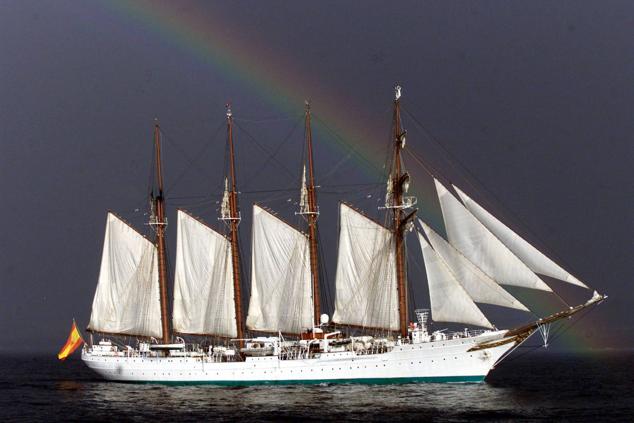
[1,351,631,422]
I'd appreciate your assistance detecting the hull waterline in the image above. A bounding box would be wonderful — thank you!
[82,331,515,385]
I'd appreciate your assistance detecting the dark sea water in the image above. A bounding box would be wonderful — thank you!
[1,350,632,422]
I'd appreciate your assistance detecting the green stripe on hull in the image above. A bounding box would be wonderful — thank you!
[127,375,485,386]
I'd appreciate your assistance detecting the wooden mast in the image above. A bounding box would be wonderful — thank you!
[304,100,321,327]
[152,120,171,344]
[225,104,245,343]
[391,86,411,339]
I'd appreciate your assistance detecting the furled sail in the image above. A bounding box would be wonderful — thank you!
[246,205,313,334]
[299,165,309,215]
[419,220,529,312]
[172,210,237,337]
[220,178,230,220]
[332,203,399,331]
[434,179,552,292]
[417,232,494,328]
[453,185,588,289]
[88,212,162,338]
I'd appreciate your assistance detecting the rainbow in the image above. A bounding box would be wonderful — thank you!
[102,1,383,171]
[100,0,445,227]
[99,0,604,350]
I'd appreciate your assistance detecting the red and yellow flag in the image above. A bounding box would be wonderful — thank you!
[58,320,84,360]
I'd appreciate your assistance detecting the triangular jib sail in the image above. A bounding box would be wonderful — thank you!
[88,212,162,338]
[416,231,494,329]
[452,185,588,289]
[434,179,552,292]
[332,203,400,331]
[419,220,529,312]
[246,205,313,334]
[172,210,237,338]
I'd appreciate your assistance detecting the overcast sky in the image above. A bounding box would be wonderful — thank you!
[0,1,632,352]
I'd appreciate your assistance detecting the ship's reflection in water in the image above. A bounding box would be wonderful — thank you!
[77,376,519,421]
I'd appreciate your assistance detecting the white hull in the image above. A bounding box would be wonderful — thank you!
[82,331,516,385]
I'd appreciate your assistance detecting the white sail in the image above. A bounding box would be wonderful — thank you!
[417,232,494,329]
[246,205,313,333]
[453,185,588,289]
[434,179,552,292]
[172,210,237,337]
[88,212,162,338]
[419,220,529,312]
[332,203,399,331]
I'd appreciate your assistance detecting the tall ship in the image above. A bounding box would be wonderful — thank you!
[81,86,606,384]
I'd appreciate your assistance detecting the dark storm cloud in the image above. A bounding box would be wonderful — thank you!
[0,0,631,352]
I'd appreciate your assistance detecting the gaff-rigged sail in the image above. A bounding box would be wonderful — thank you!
[246,205,313,334]
[332,203,400,331]
[452,185,588,289]
[435,179,552,292]
[417,231,494,329]
[172,210,237,338]
[88,212,162,338]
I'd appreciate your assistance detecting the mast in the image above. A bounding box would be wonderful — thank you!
[303,100,321,327]
[390,86,414,338]
[224,104,245,342]
[152,120,171,344]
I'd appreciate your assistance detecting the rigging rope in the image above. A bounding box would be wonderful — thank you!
[233,118,300,184]
[401,105,592,295]
[312,114,385,180]
[500,305,597,365]
[160,127,208,177]
[233,115,300,124]
[163,121,226,197]
[402,109,576,308]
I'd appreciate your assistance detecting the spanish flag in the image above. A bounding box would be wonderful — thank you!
[58,320,84,360]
